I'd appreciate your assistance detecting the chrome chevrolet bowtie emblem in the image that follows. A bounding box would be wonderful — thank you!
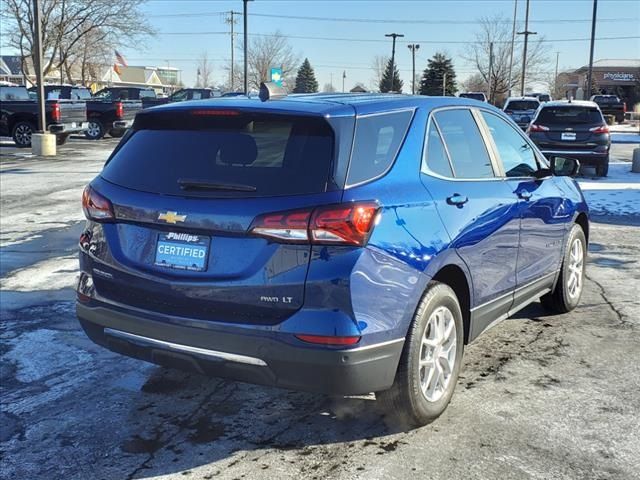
[158,211,186,224]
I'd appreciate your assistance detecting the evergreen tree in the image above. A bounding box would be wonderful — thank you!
[419,53,457,96]
[379,58,403,93]
[293,58,319,93]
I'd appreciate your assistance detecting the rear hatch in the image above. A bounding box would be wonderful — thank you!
[531,106,606,150]
[90,108,341,324]
[505,100,539,124]
[54,100,87,124]
[120,100,143,121]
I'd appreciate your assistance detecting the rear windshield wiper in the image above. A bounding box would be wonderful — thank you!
[177,178,257,192]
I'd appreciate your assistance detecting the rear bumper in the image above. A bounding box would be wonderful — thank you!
[49,122,87,134]
[77,302,404,395]
[540,149,609,166]
[112,119,133,130]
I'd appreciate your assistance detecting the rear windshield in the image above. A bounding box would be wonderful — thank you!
[537,107,603,125]
[0,86,30,101]
[72,88,92,100]
[460,93,485,101]
[139,90,156,98]
[101,112,334,198]
[592,96,619,103]
[506,101,539,111]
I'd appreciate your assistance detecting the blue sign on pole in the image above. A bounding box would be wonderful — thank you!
[270,67,283,86]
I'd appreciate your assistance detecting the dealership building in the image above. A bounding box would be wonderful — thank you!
[560,59,640,108]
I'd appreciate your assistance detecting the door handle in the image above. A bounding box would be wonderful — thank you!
[446,194,469,207]
[517,190,532,200]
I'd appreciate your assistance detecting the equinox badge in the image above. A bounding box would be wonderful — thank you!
[158,211,187,224]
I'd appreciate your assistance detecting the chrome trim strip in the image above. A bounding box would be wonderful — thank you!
[469,271,558,313]
[104,328,268,367]
[344,337,405,352]
[541,149,607,156]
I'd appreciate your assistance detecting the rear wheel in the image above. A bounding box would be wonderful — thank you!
[56,134,70,146]
[108,128,125,138]
[541,223,586,313]
[85,120,105,140]
[12,121,34,148]
[595,155,609,177]
[376,282,464,427]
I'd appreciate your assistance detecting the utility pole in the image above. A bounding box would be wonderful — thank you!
[507,0,518,97]
[225,11,239,91]
[342,70,346,93]
[385,33,404,91]
[586,0,598,99]
[518,0,536,96]
[330,72,333,91]
[407,44,420,94]
[33,0,46,132]
[554,51,560,96]
[243,0,252,94]
[488,42,494,103]
[443,72,447,96]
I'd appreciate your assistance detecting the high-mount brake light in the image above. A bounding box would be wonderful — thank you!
[589,124,609,134]
[82,186,115,221]
[191,109,240,116]
[528,124,549,132]
[250,202,380,247]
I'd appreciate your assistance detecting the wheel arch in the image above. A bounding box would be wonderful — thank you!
[575,212,589,245]
[431,264,472,344]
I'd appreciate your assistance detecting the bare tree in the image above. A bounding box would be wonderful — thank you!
[462,15,549,104]
[196,51,213,88]
[322,82,336,93]
[370,55,388,91]
[2,0,154,80]
[461,73,487,93]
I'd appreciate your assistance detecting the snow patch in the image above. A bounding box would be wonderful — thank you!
[1,255,78,292]
[578,162,640,216]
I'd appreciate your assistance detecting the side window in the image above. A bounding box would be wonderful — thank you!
[481,111,538,177]
[46,88,61,100]
[347,110,413,186]
[424,121,453,177]
[434,109,495,179]
[191,91,203,100]
[172,90,188,102]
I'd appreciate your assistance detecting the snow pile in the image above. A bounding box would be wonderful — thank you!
[578,162,640,216]
[1,255,78,292]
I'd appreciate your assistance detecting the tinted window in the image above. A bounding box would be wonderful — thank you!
[434,109,495,179]
[102,114,334,198]
[93,89,113,100]
[592,96,619,103]
[139,90,156,98]
[505,100,539,111]
[424,122,453,177]
[45,88,61,100]
[0,86,30,101]
[482,112,538,177]
[347,110,413,185]
[71,88,92,100]
[171,90,188,101]
[537,107,603,125]
[460,93,485,101]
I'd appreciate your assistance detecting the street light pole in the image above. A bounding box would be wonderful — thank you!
[32,0,46,133]
[407,44,420,94]
[507,0,518,97]
[518,0,537,96]
[243,0,252,94]
[342,70,346,93]
[488,42,494,103]
[385,33,404,91]
[586,0,598,99]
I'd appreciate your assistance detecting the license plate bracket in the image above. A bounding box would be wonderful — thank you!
[561,132,576,141]
[154,232,210,272]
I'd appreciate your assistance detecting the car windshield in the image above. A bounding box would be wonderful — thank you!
[0,86,30,101]
[93,89,113,100]
[593,96,619,103]
[101,112,335,198]
[536,107,603,125]
[506,101,539,111]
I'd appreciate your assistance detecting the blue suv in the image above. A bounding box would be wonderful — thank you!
[77,89,589,426]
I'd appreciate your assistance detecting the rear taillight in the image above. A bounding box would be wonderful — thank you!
[295,334,361,346]
[115,101,124,119]
[51,102,61,122]
[623,102,627,113]
[250,202,380,246]
[528,124,549,132]
[589,124,609,134]
[82,185,114,221]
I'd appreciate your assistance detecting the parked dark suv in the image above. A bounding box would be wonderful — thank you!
[77,88,589,426]
[527,100,611,176]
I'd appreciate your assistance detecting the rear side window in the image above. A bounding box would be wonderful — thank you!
[101,113,334,198]
[347,110,413,186]
[537,107,603,125]
[505,100,539,111]
[424,122,453,177]
[433,109,495,179]
[0,87,30,101]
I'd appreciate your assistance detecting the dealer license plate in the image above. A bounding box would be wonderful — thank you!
[154,232,209,271]
[561,132,576,141]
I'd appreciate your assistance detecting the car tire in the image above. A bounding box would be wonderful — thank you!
[376,282,464,427]
[541,223,587,313]
[85,120,105,140]
[11,121,35,148]
[108,129,125,138]
[596,157,609,177]
[56,134,70,146]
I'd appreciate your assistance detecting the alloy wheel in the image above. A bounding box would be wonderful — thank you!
[14,124,32,146]
[567,238,584,299]
[419,305,457,402]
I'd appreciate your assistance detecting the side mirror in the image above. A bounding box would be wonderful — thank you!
[550,156,580,176]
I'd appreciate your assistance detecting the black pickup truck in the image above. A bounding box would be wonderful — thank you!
[590,95,626,123]
[32,85,143,140]
[0,85,87,147]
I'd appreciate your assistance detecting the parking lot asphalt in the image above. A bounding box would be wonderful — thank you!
[1,137,639,480]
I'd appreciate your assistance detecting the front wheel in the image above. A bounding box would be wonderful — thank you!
[377,282,464,427]
[12,121,34,148]
[108,128,125,138]
[56,134,70,146]
[541,223,586,313]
